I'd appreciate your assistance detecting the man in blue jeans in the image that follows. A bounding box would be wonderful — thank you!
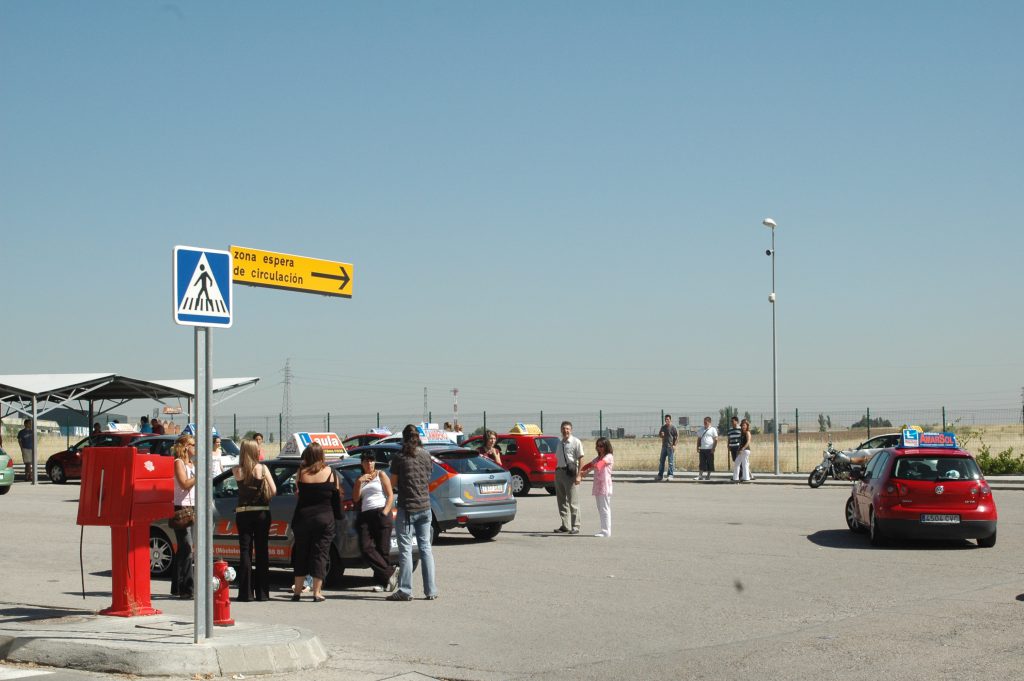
[656,415,678,481]
[388,424,438,601]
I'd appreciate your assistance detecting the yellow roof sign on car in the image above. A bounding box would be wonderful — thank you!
[509,423,542,434]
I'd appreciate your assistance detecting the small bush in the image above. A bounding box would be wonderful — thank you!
[975,445,1024,475]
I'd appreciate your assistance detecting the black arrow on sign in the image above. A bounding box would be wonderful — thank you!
[311,266,351,290]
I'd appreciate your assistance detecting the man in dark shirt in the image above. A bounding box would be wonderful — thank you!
[388,424,438,601]
[656,415,678,481]
[17,419,34,482]
[727,416,742,464]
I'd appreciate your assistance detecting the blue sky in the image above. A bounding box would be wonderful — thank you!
[2,1,1022,421]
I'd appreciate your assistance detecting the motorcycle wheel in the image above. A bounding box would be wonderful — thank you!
[807,468,828,488]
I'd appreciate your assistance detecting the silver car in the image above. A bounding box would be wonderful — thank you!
[347,443,517,541]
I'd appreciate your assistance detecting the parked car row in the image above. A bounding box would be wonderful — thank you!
[45,433,241,484]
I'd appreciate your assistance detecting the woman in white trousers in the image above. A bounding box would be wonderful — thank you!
[731,419,753,482]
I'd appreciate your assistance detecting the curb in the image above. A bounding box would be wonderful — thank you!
[0,610,327,677]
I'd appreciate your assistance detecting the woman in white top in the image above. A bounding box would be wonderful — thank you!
[171,433,197,599]
[731,419,753,483]
[210,436,225,476]
[352,455,397,592]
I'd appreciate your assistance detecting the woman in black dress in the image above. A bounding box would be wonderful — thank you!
[290,442,339,602]
[233,438,276,601]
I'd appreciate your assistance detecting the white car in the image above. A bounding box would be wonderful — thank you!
[844,433,902,464]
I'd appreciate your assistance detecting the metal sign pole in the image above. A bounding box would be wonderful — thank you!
[204,330,214,635]
[193,327,210,642]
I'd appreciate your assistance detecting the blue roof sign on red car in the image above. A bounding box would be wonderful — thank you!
[901,430,957,448]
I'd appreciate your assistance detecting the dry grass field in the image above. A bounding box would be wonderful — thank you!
[5,424,1022,475]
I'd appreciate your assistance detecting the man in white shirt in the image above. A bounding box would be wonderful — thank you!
[553,421,585,534]
[695,416,718,481]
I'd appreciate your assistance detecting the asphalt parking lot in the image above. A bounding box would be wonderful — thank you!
[2,478,1022,681]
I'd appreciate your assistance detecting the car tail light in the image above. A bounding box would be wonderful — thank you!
[436,460,458,475]
[456,515,468,525]
[5,458,11,469]
[884,482,908,496]
[975,484,991,497]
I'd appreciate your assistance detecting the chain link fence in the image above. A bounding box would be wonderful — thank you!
[210,407,1024,473]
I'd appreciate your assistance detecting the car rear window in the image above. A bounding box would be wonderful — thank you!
[892,456,981,481]
[433,452,504,474]
[535,437,559,454]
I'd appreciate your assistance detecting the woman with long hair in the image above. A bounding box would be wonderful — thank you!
[579,437,614,537]
[353,454,398,592]
[388,424,438,601]
[171,433,197,598]
[290,442,338,602]
[479,430,502,466]
[731,420,753,483]
[233,438,276,601]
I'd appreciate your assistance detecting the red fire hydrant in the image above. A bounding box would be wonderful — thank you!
[212,560,236,626]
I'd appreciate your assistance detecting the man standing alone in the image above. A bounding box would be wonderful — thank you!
[695,417,718,481]
[17,419,34,482]
[656,415,678,481]
[553,421,585,534]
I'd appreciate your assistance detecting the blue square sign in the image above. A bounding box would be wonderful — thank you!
[173,246,233,328]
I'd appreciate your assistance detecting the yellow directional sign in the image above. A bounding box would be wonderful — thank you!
[230,245,353,298]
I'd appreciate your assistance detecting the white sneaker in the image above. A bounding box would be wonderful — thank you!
[593,531,608,537]
[692,476,701,481]
[666,475,674,481]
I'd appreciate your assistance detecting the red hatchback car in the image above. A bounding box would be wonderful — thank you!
[845,437,997,547]
[45,431,144,484]
[463,431,559,497]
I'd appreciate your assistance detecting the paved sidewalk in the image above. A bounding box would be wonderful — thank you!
[0,604,326,677]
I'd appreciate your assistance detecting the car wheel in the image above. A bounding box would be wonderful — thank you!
[325,546,346,587]
[807,469,827,488]
[510,470,531,497]
[545,486,556,495]
[150,530,174,577]
[977,530,997,548]
[48,463,67,484]
[468,523,502,541]
[868,508,886,547]
[0,484,10,495]
[845,498,861,532]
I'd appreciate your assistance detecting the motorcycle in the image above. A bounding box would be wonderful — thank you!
[807,439,862,488]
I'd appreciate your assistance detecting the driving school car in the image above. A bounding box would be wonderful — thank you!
[347,442,516,541]
[150,456,412,585]
[462,423,559,496]
[845,430,997,547]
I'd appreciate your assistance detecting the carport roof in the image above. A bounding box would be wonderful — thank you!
[0,373,259,406]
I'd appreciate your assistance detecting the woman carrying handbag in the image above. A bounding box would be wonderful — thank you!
[233,439,277,601]
[170,433,197,599]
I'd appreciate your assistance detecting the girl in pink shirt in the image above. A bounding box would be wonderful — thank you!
[579,437,614,537]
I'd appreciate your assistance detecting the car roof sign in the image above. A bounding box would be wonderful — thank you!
[902,430,957,449]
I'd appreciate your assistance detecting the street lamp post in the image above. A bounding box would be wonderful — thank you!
[763,217,780,476]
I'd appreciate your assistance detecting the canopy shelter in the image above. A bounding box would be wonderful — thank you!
[0,373,259,484]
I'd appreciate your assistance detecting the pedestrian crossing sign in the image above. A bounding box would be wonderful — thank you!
[173,246,233,328]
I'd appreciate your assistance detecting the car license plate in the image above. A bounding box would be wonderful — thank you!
[921,514,960,524]
[479,483,503,495]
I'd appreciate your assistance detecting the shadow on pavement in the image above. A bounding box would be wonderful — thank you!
[807,529,980,551]
[0,605,90,622]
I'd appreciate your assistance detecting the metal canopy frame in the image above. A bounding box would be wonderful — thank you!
[0,374,259,485]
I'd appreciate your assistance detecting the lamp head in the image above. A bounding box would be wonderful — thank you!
[762,218,777,229]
